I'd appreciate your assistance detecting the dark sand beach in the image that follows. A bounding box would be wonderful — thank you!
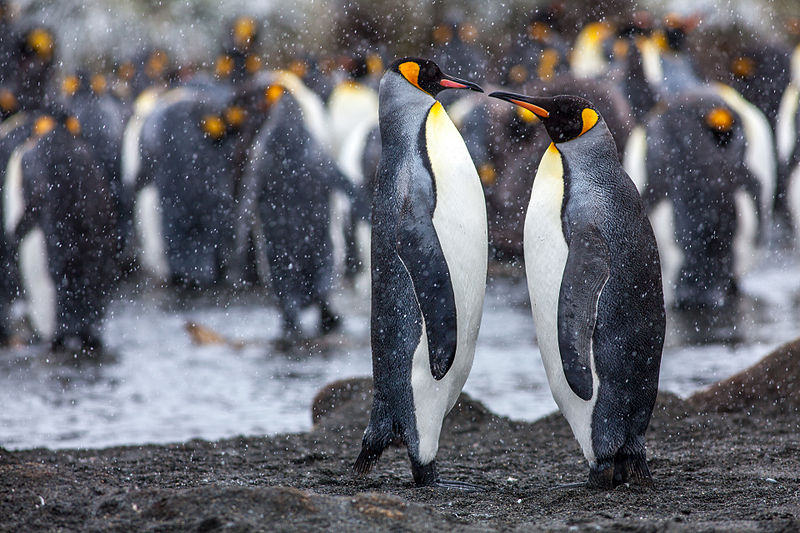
[1,340,798,532]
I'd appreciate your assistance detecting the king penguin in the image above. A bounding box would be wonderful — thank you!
[489,91,665,489]
[353,57,486,489]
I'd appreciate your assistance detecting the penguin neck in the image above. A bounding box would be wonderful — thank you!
[556,124,617,170]
[378,73,436,147]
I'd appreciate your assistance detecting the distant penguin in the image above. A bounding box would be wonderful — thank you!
[489,91,665,489]
[4,111,120,351]
[353,58,486,489]
[625,89,767,309]
[239,82,365,339]
[131,83,245,288]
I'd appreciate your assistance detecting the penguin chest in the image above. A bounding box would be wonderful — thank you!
[409,102,488,462]
[524,144,598,463]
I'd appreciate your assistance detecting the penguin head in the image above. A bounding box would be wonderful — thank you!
[488,92,601,144]
[388,57,483,97]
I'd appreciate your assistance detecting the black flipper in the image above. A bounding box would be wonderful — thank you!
[558,225,610,401]
[396,204,457,381]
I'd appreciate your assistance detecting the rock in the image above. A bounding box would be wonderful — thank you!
[310,377,501,437]
[85,485,472,531]
[688,338,800,416]
[311,377,373,427]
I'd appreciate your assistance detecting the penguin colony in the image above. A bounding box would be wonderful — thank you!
[0,2,798,490]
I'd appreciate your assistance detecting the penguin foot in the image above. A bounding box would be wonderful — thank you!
[550,481,587,490]
[614,453,653,486]
[587,463,615,490]
[410,460,485,491]
[319,305,341,334]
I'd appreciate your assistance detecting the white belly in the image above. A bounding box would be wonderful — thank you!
[20,227,56,340]
[410,102,488,463]
[524,144,599,465]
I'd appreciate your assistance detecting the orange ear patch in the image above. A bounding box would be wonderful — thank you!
[0,89,16,112]
[706,107,734,132]
[731,57,755,78]
[233,17,256,47]
[91,74,107,94]
[28,28,53,59]
[201,115,226,139]
[62,75,80,96]
[224,106,246,128]
[580,108,599,135]
[398,61,422,91]
[245,55,262,74]
[264,85,284,106]
[34,116,56,137]
[216,55,234,77]
[65,116,81,136]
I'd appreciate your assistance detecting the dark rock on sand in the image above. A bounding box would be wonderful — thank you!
[688,338,800,416]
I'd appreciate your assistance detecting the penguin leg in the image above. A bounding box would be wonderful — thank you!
[410,458,485,492]
[343,211,361,281]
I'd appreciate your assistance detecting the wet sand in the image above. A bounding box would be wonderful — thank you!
[1,340,798,532]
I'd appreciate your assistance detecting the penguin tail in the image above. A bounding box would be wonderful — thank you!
[353,417,396,476]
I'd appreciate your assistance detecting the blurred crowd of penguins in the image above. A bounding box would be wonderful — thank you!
[0,1,799,354]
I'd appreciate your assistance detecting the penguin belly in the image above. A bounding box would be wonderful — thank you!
[410,102,487,464]
[524,144,599,464]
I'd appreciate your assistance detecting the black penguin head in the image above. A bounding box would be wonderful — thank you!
[488,92,601,144]
[388,57,483,96]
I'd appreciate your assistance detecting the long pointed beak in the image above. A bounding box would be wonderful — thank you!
[488,91,550,118]
[439,73,484,93]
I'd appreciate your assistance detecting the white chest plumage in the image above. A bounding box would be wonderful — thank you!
[524,143,598,464]
[410,102,488,463]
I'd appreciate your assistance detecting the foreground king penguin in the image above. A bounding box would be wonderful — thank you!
[489,91,666,489]
[354,57,487,489]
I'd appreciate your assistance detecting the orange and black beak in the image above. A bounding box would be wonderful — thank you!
[488,91,549,118]
[439,73,483,93]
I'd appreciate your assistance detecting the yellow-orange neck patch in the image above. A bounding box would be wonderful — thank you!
[398,61,423,91]
[366,54,384,76]
[537,48,560,80]
[516,106,539,123]
[580,108,599,135]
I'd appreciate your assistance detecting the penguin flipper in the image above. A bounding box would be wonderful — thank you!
[558,225,610,401]
[396,213,457,381]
